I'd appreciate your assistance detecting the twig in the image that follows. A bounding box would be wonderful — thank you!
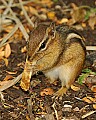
[82,111,96,119]
[86,46,96,51]
[3,0,13,15]
[0,73,22,92]
[0,24,18,48]
[27,97,35,120]
[0,92,5,102]
[74,96,83,101]
[0,0,35,9]
[1,0,29,41]
[19,0,34,27]
[52,102,59,120]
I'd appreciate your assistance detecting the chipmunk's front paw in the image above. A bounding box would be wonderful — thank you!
[54,87,67,96]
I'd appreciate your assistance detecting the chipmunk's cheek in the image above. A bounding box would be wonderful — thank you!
[36,58,49,71]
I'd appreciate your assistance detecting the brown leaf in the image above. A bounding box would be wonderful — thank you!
[0,51,5,58]
[6,71,17,75]
[4,43,11,58]
[2,58,8,66]
[4,26,14,33]
[91,85,96,92]
[82,96,94,103]
[93,104,96,109]
[40,0,53,7]
[88,16,96,30]
[21,46,27,53]
[86,96,96,103]
[4,75,13,81]
[69,7,86,25]
[40,88,54,96]
[71,85,80,91]
[47,11,56,20]
[0,47,4,58]
[57,18,68,24]
[29,6,38,16]
[0,47,4,52]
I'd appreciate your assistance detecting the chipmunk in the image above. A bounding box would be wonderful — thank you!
[20,23,86,96]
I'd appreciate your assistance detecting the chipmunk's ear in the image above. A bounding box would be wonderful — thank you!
[45,22,56,39]
[50,22,56,30]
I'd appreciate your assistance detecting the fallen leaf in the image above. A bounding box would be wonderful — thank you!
[26,115,30,120]
[93,104,96,109]
[88,16,96,30]
[21,46,27,53]
[91,85,96,92]
[0,47,4,58]
[86,96,96,103]
[69,5,86,25]
[40,0,53,7]
[57,18,68,24]
[2,58,8,66]
[6,71,17,74]
[71,84,80,91]
[29,6,38,16]
[82,23,86,28]
[4,25,14,33]
[4,75,13,81]
[0,51,5,58]
[47,11,56,20]
[82,97,92,103]
[4,43,11,58]
[0,47,4,52]
[40,88,54,96]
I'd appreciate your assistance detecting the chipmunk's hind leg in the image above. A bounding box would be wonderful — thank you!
[54,86,67,96]
[54,64,77,96]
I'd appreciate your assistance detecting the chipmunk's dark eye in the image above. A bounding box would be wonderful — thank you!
[38,37,49,51]
[39,41,46,51]
[40,43,45,49]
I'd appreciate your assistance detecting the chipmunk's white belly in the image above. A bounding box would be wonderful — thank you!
[44,65,71,85]
[44,67,60,81]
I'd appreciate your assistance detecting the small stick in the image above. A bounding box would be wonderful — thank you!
[19,0,34,27]
[86,46,96,51]
[27,97,35,120]
[82,111,96,119]
[0,73,22,92]
[0,0,35,9]
[1,0,29,41]
[0,24,18,48]
[52,102,59,120]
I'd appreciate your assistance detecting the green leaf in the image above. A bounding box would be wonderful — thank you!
[78,68,96,85]
[53,0,58,2]
[84,8,96,21]
[82,68,92,73]
[84,11,90,20]
[78,73,88,85]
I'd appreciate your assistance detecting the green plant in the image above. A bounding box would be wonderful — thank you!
[78,68,96,85]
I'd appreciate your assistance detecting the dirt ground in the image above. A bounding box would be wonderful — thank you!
[0,0,96,120]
